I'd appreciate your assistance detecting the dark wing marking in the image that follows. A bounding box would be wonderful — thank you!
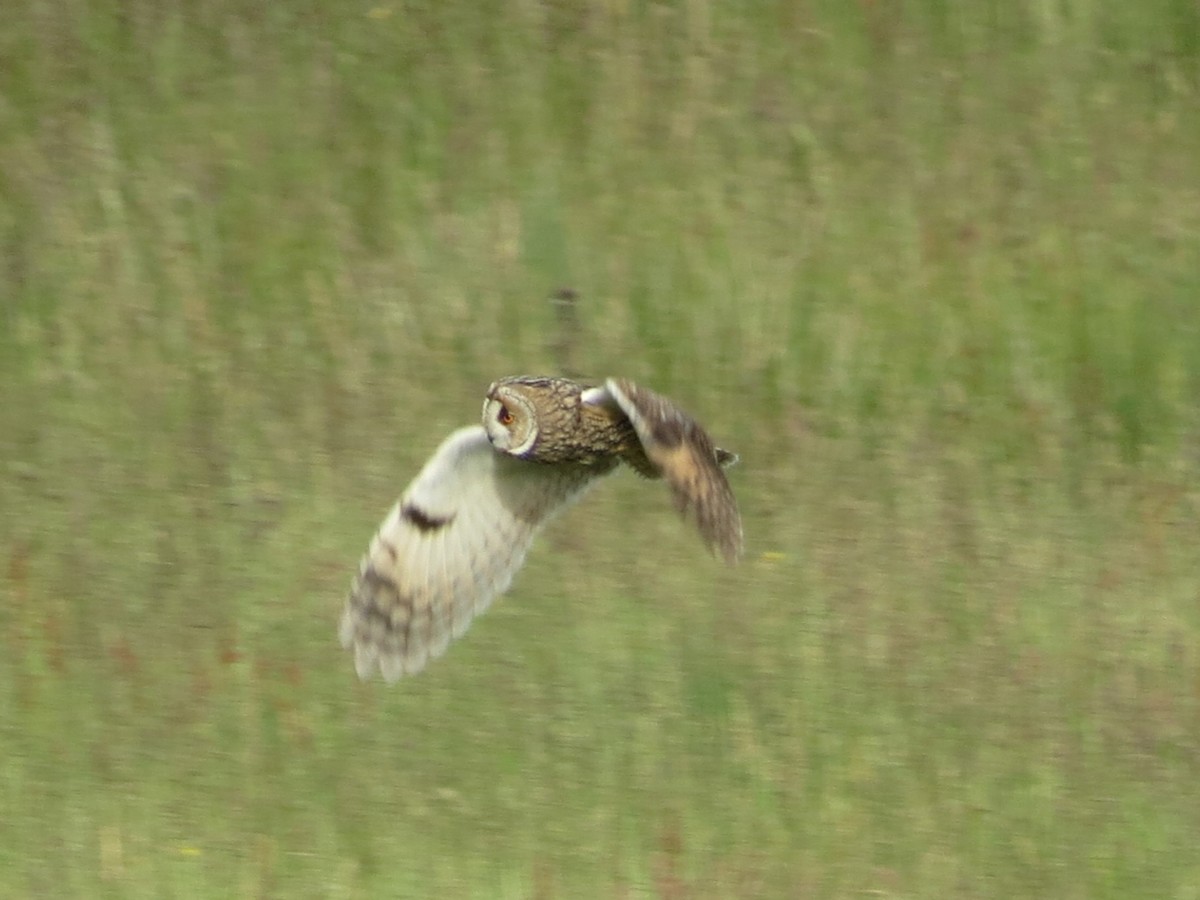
[400,504,455,532]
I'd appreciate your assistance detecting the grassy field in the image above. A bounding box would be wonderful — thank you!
[3,0,1200,896]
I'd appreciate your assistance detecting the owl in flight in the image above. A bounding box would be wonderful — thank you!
[340,376,743,681]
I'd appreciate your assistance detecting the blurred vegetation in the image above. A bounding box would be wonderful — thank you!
[2,0,1200,896]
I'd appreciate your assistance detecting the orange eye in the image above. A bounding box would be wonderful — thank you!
[497,405,514,426]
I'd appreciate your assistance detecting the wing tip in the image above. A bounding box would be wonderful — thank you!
[349,638,432,683]
[719,528,745,566]
[699,511,744,565]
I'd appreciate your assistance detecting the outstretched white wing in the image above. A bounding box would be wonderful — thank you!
[340,426,599,681]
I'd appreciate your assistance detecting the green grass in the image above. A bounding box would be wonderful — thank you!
[2,0,1200,896]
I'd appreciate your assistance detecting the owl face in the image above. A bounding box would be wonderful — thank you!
[482,381,540,457]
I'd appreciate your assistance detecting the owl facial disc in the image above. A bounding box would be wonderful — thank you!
[482,385,539,456]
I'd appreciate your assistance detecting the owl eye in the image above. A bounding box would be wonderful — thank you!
[497,405,514,426]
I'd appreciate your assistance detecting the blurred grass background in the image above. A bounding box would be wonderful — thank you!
[2,0,1200,896]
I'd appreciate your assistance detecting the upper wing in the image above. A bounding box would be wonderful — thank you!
[340,426,599,681]
[582,378,744,564]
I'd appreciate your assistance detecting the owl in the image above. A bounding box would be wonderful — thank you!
[339,376,743,681]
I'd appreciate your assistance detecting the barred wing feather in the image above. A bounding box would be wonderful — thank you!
[339,426,597,681]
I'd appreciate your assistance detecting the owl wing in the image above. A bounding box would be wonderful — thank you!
[340,426,599,681]
[582,378,744,564]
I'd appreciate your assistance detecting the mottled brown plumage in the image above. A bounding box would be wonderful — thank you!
[603,377,742,564]
[340,375,743,681]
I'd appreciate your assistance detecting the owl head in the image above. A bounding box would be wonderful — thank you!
[482,380,542,457]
